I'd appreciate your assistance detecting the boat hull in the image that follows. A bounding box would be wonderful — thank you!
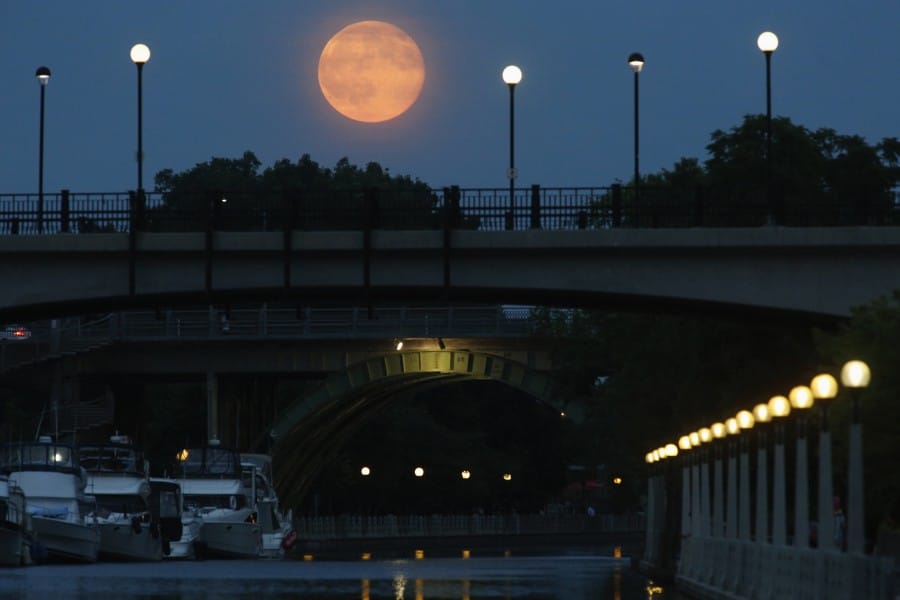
[32,516,100,563]
[166,515,201,560]
[0,523,25,566]
[201,520,260,558]
[97,521,162,562]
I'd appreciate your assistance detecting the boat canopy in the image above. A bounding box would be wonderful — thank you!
[178,446,241,479]
[0,441,81,475]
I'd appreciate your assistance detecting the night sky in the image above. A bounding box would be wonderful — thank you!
[2,1,898,194]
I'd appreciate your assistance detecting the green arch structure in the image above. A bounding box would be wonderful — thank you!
[264,350,584,508]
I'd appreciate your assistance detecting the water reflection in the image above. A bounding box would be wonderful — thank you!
[0,552,682,599]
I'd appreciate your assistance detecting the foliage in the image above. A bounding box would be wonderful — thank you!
[148,152,452,231]
[530,307,823,493]
[814,291,900,535]
[591,115,899,227]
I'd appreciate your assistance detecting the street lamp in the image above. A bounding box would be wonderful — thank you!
[840,359,870,554]
[413,466,425,478]
[757,31,778,224]
[811,373,839,551]
[627,52,644,206]
[130,43,151,195]
[710,422,727,538]
[736,410,755,541]
[752,403,772,544]
[789,384,814,547]
[724,417,740,539]
[36,66,51,234]
[768,394,791,545]
[677,434,694,540]
[501,65,522,230]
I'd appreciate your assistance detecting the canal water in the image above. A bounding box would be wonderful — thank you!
[0,552,681,599]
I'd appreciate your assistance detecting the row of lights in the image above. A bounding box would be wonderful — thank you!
[645,359,870,463]
[360,466,513,481]
[500,31,779,225]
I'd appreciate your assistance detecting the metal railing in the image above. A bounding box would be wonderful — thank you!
[2,185,898,234]
[0,305,538,372]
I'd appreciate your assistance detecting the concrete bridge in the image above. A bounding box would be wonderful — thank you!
[3,227,900,323]
[0,304,581,455]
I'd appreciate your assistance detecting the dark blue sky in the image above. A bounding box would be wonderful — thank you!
[2,1,898,194]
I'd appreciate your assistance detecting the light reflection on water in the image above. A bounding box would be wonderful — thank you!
[0,553,679,599]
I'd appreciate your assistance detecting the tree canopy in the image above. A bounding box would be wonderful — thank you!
[612,115,899,227]
[148,153,445,231]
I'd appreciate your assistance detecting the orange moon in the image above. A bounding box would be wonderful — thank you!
[318,20,426,123]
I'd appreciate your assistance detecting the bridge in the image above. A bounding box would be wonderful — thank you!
[0,304,575,444]
[3,225,900,322]
[2,186,900,322]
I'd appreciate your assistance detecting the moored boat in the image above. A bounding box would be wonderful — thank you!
[149,477,201,559]
[0,475,33,566]
[240,453,295,558]
[79,435,162,561]
[177,440,260,558]
[0,437,100,563]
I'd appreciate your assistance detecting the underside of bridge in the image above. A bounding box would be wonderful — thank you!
[265,350,581,508]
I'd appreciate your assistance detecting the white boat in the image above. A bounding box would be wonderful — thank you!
[240,453,296,558]
[177,441,261,558]
[0,438,100,563]
[0,475,33,566]
[149,478,201,559]
[79,435,162,561]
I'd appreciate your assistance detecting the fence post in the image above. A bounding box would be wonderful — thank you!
[530,184,541,229]
[611,184,622,227]
[443,185,460,229]
[60,189,70,233]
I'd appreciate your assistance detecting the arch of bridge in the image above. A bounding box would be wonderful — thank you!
[265,350,581,506]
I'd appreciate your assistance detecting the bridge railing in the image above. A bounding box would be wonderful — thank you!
[0,305,538,372]
[3,185,898,234]
[293,512,645,541]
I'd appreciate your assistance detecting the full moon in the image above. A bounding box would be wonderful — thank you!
[318,20,426,123]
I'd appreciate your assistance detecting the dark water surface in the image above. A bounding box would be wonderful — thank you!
[0,554,681,599]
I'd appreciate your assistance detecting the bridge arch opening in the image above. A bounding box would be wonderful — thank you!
[263,350,584,508]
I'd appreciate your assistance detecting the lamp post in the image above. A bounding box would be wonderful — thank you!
[757,31,778,224]
[627,53,644,206]
[725,417,740,539]
[678,435,693,539]
[710,422,727,538]
[768,395,791,545]
[644,451,657,565]
[698,427,712,538]
[811,373,839,551]
[736,410,756,541]
[130,43,151,195]
[689,431,703,538]
[840,359,871,554]
[36,66,51,234]
[501,65,522,230]
[789,384,814,548]
[752,403,772,543]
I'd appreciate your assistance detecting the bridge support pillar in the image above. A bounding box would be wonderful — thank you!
[206,371,219,443]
